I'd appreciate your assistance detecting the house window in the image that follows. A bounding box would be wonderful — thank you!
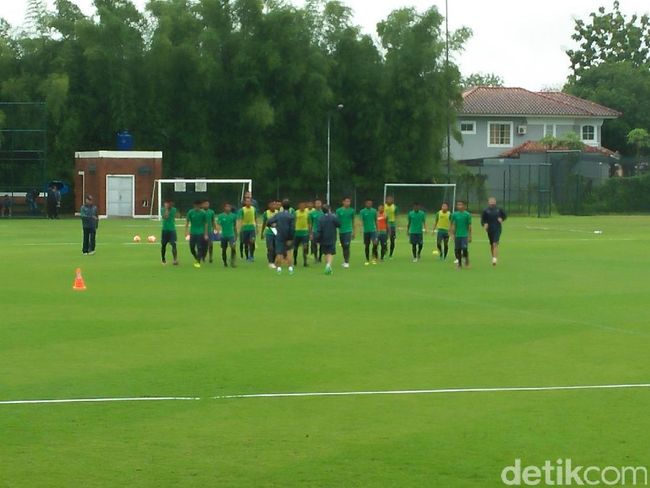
[582,125,596,142]
[545,124,555,137]
[460,121,476,135]
[488,122,513,147]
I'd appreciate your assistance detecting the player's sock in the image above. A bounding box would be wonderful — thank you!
[412,244,417,259]
[443,240,449,259]
[303,248,308,266]
[231,248,237,266]
[390,234,395,257]
[455,249,462,267]
[239,241,244,258]
[343,245,350,263]
[161,244,167,262]
[417,243,423,258]
[463,249,469,266]
[293,247,299,264]
[372,243,378,260]
[437,242,443,255]
[250,243,255,259]
[365,244,370,262]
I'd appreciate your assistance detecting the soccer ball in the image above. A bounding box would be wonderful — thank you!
[432,250,440,256]
[147,235,157,243]
[133,235,141,243]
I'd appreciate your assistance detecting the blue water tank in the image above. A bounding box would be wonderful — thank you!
[117,130,134,151]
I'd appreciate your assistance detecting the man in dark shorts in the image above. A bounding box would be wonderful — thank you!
[450,200,472,269]
[267,199,296,275]
[80,195,98,255]
[217,203,238,268]
[384,195,397,258]
[47,184,60,219]
[261,201,279,268]
[407,202,426,263]
[335,197,355,268]
[185,200,208,268]
[237,196,257,262]
[359,199,378,266]
[315,205,340,275]
[160,199,179,265]
[481,197,507,266]
[202,200,217,263]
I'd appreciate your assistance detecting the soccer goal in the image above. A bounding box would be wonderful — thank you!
[383,183,457,214]
[150,179,253,219]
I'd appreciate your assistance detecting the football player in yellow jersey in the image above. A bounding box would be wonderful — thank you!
[261,201,279,268]
[293,201,311,267]
[433,202,451,260]
[237,197,257,262]
[384,195,398,258]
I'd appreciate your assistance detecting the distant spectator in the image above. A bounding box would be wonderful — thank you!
[26,188,39,215]
[1,194,12,218]
[47,185,61,219]
[80,195,99,255]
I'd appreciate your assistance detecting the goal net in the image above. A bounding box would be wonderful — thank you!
[150,179,253,219]
[383,183,457,216]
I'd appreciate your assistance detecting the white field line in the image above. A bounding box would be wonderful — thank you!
[0,396,200,405]
[215,383,650,400]
[1,383,649,406]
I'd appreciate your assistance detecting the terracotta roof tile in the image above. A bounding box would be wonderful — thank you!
[500,140,619,158]
[460,87,621,118]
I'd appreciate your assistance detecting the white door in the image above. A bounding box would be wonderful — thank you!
[106,176,134,217]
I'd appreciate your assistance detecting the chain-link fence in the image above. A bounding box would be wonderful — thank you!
[463,160,552,217]
[461,151,617,216]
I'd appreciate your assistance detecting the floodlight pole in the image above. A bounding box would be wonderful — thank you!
[445,0,451,183]
[326,104,344,206]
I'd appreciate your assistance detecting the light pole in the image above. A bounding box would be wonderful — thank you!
[327,104,344,206]
[445,0,451,182]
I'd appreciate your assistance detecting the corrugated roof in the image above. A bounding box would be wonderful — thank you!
[460,87,621,118]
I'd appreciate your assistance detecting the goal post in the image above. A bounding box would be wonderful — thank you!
[150,179,253,219]
[383,183,457,213]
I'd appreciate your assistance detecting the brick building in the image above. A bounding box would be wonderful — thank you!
[74,151,163,218]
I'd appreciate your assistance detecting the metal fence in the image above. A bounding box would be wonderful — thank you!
[462,152,616,216]
[464,161,552,217]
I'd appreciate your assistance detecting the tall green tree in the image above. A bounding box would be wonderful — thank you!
[462,72,503,88]
[378,6,468,183]
[565,3,650,154]
[627,128,650,163]
[566,1,650,80]
[0,0,470,201]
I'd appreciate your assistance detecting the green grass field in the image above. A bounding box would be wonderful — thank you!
[1,215,649,487]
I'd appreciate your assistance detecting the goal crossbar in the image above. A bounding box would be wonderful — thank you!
[150,179,253,219]
[383,183,456,208]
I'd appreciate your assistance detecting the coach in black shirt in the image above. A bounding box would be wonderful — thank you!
[481,197,507,266]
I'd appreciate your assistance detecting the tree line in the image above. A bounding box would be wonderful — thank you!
[0,0,470,202]
[565,1,650,158]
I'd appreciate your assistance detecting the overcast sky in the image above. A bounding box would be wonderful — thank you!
[2,0,649,90]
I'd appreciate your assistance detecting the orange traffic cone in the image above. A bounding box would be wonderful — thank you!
[73,268,87,291]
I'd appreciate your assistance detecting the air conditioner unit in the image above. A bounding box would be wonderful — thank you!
[517,125,528,135]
